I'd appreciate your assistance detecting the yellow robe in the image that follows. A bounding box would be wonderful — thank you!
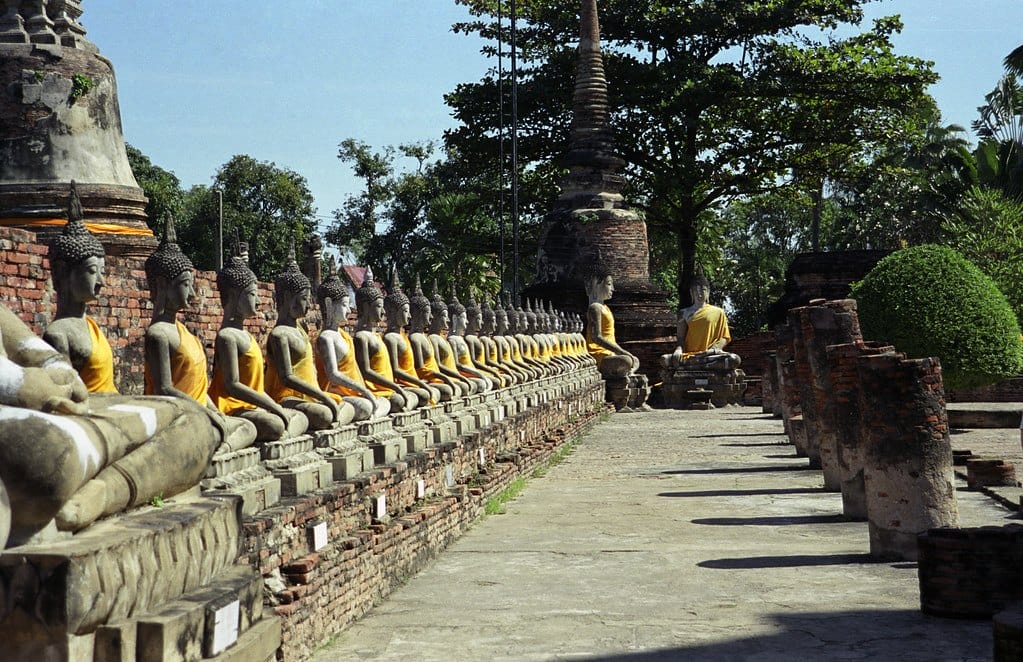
[316,328,367,398]
[144,321,208,402]
[365,334,395,397]
[209,331,263,415]
[683,304,731,358]
[586,304,616,367]
[81,316,118,393]
[266,324,340,402]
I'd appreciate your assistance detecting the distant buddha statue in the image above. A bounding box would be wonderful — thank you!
[496,300,540,381]
[382,272,439,406]
[43,183,118,394]
[143,215,257,452]
[464,296,509,387]
[209,253,309,442]
[406,278,459,401]
[351,270,419,412]
[265,249,354,429]
[0,302,221,545]
[662,272,740,370]
[445,292,494,392]
[584,263,640,377]
[423,283,475,395]
[315,268,390,421]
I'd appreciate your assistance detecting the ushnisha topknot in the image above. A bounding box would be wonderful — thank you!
[145,213,193,284]
[691,265,711,291]
[447,289,466,317]
[217,234,258,295]
[356,266,384,307]
[316,264,347,307]
[463,294,480,318]
[429,280,447,318]
[409,276,431,320]
[49,181,105,265]
[383,268,409,315]
[579,256,611,285]
[275,244,311,295]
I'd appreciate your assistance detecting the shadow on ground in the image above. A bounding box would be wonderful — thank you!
[691,514,849,526]
[662,465,812,475]
[657,487,827,498]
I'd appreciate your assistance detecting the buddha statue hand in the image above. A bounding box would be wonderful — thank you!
[1,357,88,415]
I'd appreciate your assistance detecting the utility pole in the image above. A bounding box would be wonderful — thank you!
[510,0,520,305]
[214,188,224,270]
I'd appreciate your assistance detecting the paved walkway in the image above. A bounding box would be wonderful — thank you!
[313,408,1020,661]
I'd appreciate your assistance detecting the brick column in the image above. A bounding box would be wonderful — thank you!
[774,323,801,447]
[762,350,777,415]
[788,308,818,466]
[857,353,958,560]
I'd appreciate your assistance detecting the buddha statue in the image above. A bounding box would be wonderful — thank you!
[265,250,355,429]
[481,300,525,383]
[583,263,640,377]
[662,272,740,370]
[143,215,257,452]
[0,302,221,545]
[464,296,509,387]
[404,278,459,402]
[421,282,475,395]
[209,253,309,442]
[497,299,541,380]
[445,292,494,392]
[43,183,118,394]
[382,272,439,406]
[351,271,418,412]
[315,269,391,421]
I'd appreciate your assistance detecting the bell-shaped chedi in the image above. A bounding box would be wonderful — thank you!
[525,0,673,351]
[0,0,154,255]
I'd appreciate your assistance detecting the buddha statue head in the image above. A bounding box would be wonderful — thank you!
[317,266,350,329]
[481,299,497,335]
[582,259,613,305]
[355,268,385,329]
[408,276,432,332]
[429,281,449,333]
[688,269,711,310]
[465,295,483,334]
[448,291,467,335]
[49,182,106,308]
[217,251,259,322]
[274,246,312,323]
[383,270,411,331]
[144,214,195,317]
[495,298,510,334]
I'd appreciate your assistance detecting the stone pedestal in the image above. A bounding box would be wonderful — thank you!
[966,458,1019,489]
[660,367,745,409]
[390,411,427,457]
[444,399,475,436]
[201,447,281,517]
[421,404,457,446]
[260,435,333,497]
[358,417,404,467]
[314,424,374,481]
[602,372,650,411]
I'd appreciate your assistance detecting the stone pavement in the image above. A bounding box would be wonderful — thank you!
[313,407,1020,661]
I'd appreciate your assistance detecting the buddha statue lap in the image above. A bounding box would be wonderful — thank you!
[209,254,309,442]
[42,183,118,394]
[0,303,221,546]
[315,269,391,421]
[496,302,541,381]
[351,271,420,412]
[435,290,490,393]
[143,215,257,453]
[265,252,355,429]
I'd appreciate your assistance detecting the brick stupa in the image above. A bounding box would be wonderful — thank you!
[0,0,154,255]
[524,0,674,369]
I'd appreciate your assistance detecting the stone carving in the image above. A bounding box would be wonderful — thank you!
[383,273,440,406]
[406,278,462,401]
[209,250,309,442]
[315,265,391,421]
[464,295,510,387]
[43,183,117,394]
[424,283,479,394]
[445,291,494,392]
[143,214,257,452]
[352,269,419,411]
[302,233,323,290]
[0,302,220,546]
[265,247,355,429]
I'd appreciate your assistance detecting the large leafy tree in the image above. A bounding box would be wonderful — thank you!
[447,0,937,304]
[125,144,185,235]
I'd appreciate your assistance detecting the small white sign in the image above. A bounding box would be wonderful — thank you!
[695,379,709,386]
[310,522,328,551]
[416,479,426,499]
[210,600,240,656]
[478,447,486,464]
[445,464,455,488]
[374,494,386,518]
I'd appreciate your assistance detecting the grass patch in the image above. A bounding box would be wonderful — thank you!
[531,436,580,479]
[484,476,526,515]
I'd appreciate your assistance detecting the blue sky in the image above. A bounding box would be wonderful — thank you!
[84,1,1023,233]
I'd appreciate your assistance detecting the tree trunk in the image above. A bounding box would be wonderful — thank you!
[677,215,698,309]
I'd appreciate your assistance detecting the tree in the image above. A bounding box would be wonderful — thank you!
[125,143,185,234]
[972,74,1023,201]
[448,0,938,305]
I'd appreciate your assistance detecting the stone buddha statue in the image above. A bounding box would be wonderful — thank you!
[43,183,118,394]
[143,215,257,452]
[351,271,418,411]
[382,273,439,406]
[315,269,391,421]
[0,302,221,545]
[662,272,740,370]
[423,283,476,395]
[445,292,494,392]
[497,300,541,380]
[479,300,520,383]
[584,263,640,377]
[209,254,309,442]
[265,250,355,429]
[464,296,510,387]
[405,278,460,402]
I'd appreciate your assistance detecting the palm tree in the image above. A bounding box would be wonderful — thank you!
[1005,44,1023,78]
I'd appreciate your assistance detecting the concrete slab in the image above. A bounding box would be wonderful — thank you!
[312,407,1016,661]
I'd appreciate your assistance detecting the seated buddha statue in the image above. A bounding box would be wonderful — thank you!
[209,253,309,442]
[662,272,740,370]
[497,301,542,380]
[265,250,354,429]
[43,183,118,394]
[315,268,391,421]
[143,215,257,452]
[515,301,550,375]
[351,271,419,412]
[406,279,460,402]
[382,273,439,406]
[483,300,528,383]
[0,302,221,545]
[463,296,509,387]
[444,292,493,392]
[584,263,640,377]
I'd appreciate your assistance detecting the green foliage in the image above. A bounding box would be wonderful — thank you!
[484,477,526,515]
[850,245,1023,391]
[126,144,184,233]
[69,73,94,102]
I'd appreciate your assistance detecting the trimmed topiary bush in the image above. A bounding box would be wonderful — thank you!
[850,244,1023,392]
